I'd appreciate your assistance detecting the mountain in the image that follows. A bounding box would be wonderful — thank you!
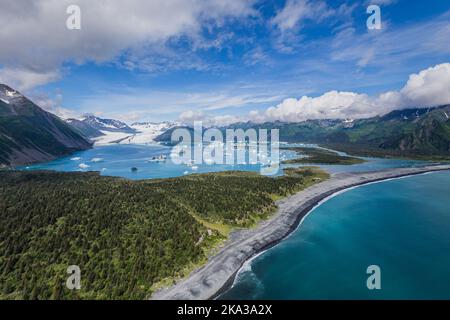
[326,105,450,158]
[154,106,450,158]
[65,115,137,140]
[65,118,104,139]
[65,116,178,145]
[82,115,136,133]
[0,84,92,167]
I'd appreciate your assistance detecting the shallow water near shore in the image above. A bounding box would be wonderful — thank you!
[220,171,450,299]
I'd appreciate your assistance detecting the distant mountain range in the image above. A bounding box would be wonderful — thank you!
[66,116,177,145]
[1,82,449,167]
[324,105,450,158]
[0,84,92,167]
[155,105,450,159]
[67,115,136,138]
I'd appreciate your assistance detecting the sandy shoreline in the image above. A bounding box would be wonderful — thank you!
[152,165,450,300]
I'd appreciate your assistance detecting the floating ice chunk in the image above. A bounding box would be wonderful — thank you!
[78,163,90,169]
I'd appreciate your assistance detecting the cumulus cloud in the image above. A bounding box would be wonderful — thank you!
[240,63,450,123]
[0,0,255,89]
[379,63,450,108]
[250,91,378,123]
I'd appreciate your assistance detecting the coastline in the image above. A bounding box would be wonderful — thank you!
[218,170,441,297]
[151,164,450,300]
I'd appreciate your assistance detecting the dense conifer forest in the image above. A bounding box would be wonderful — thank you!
[0,168,327,299]
[281,147,365,165]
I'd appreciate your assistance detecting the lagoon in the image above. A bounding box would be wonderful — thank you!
[21,144,429,179]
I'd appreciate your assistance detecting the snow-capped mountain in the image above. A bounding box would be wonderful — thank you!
[81,115,136,133]
[0,85,26,108]
[65,115,178,145]
[0,84,91,166]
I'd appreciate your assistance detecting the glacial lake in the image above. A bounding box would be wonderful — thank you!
[20,144,431,179]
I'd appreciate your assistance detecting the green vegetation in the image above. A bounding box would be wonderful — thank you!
[322,143,450,161]
[282,147,365,165]
[156,105,450,160]
[0,168,328,300]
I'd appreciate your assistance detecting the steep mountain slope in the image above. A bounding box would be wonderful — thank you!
[0,84,92,166]
[331,105,450,157]
[82,115,136,133]
[65,115,137,140]
[65,118,104,139]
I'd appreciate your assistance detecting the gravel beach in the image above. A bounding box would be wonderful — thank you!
[152,165,450,300]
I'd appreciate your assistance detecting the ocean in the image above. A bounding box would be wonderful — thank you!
[220,171,450,299]
[18,144,450,299]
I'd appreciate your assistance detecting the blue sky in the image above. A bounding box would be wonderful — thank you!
[1,0,450,123]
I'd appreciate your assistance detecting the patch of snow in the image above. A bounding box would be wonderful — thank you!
[91,122,177,145]
[101,123,118,129]
[5,90,16,97]
[0,97,10,104]
[93,131,133,145]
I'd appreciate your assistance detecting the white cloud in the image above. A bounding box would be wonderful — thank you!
[330,11,450,68]
[0,68,60,91]
[0,0,256,89]
[29,92,80,119]
[365,0,398,6]
[379,63,450,108]
[75,87,283,122]
[252,91,378,123]
[179,110,240,126]
[179,110,206,123]
[270,0,356,53]
[241,63,450,123]
[271,0,332,32]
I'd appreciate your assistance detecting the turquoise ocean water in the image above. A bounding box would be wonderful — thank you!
[220,171,450,299]
[19,144,450,299]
